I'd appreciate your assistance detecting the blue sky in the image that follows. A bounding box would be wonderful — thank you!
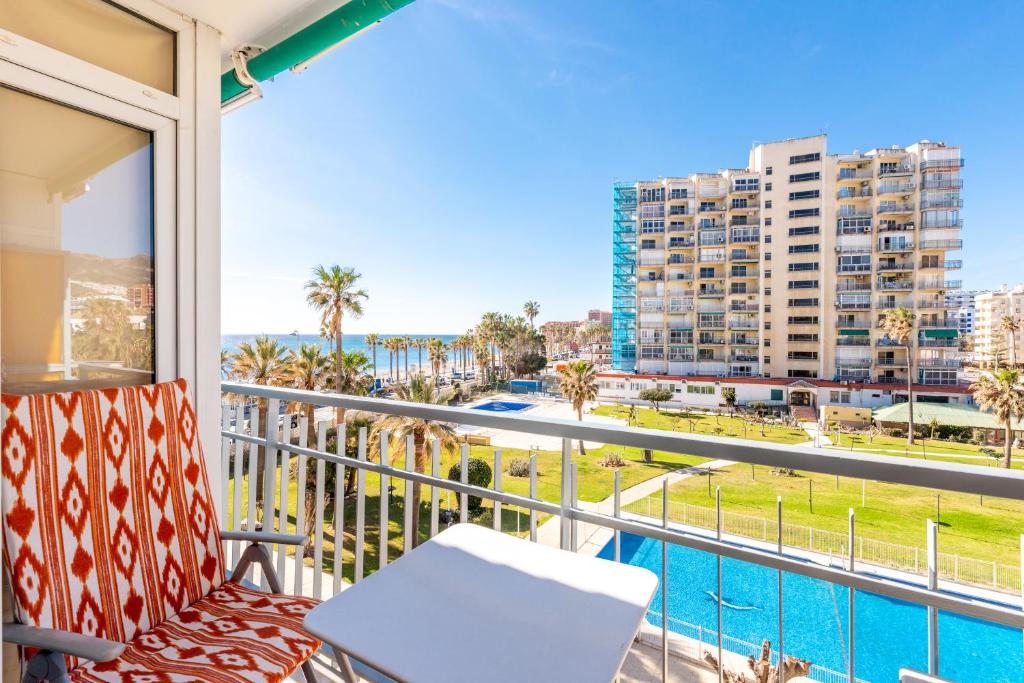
[222,0,1024,335]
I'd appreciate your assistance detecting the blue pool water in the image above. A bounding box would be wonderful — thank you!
[599,533,1023,682]
[471,400,533,412]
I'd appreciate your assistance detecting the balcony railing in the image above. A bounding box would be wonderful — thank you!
[919,239,963,250]
[876,182,915,194]
[837,188,872,199]
[919,279,961,290]
[877,203,915,214]
[918,357,961,368]
[837,168,873,180]
[920,199,963,210]
[877,222,915,233]
[920,157,965,171]
[837,282,872,292]
[877,241,914,252]
[922,178,963,190]
[836,337,870,346]
[879,164,914,176]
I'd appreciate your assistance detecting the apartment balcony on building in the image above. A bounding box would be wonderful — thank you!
[877,220,915,233]
[836,336,871,346]
[922,176,963,190]
[877,297,914,310]
[667,220,694,233]
[837,368,873,382]
[837,166,873,181]
[918,357,962,369]
[878,239,915,252]
[920,197,963,210]
[877,203,916,215]
[729,301,760,313]
[876,277,914,291]
[668,237,696,249]
[920,239,964,251]
[837,280,872,292]
[837,187,873,199]
[728,317,759,330]
[837,316,873,328]
[877,181,915,195]
[835,357,873,369]
[837,217,872,235]
[878,162,915,176]
[876,355,909,367]
[836,297,871,310]
[730,228,761,243]
[728,249,759,262]
[921,156,965,171]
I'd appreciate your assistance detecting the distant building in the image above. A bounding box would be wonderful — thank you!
[946,289,978,336]
[128,283,154,310]
[587,309,612,325]
[974,285,1024,365]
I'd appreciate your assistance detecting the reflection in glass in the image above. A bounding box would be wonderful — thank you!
[1,86,155,393]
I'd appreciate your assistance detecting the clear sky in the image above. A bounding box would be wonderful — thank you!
[222,0,1024,335]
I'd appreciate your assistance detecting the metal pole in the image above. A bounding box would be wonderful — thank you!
[493,450,502,532]
[614,469,622,563]
[927,519,939,675]
[848,508,856,683]
[778,496,785,683]
[662,479,669,683]
[561,438,572,551]
[716,486,723,683]
[570,463,579,552]
[529,455,538,542]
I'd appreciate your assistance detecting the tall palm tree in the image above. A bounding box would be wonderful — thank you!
[305,265,368,425]
[383,337,396,382]
[557,360,598,455]
[999,315,1021,368]
[231,334,290,505]
[523,300,540,329]
[370,375,458,546]
[971,369,1024,468]
[413,337,427,375]
[402,336,411,382]
[428,338,447,377]
[286,342,333,446]
[881,307,917,445]
[220,349,233,378]
[364,333,380,381]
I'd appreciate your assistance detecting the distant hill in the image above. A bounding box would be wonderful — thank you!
[66,252,151,288]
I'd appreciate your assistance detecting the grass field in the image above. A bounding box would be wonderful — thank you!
[590,404,810,444]
[648,463,1024,566]
[825,431,1024,469]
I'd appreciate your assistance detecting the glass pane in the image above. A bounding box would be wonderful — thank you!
[0,0,175,93]
[0,85,155,393]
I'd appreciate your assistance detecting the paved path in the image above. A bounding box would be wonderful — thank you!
[799,420,833,447]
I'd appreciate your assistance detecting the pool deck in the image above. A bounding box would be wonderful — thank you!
[457,394,625,450]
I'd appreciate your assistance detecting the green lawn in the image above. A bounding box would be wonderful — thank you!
[649,463,1024,566]
[826,432,1024,469]
[590,404,810,444]
[226,438,711,583]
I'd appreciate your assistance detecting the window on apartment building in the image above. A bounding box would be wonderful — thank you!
[764,234,772,244]
[764,356,772,364]
[765,269,772,278]
[640,187,665,202]
[788,172,821,183]
[789,190,821,200]
[764,200,773,209]
[764,304,772,313]
[764,253,772,261]
[788,333,819,342]
[789,152,821,164]
[788,370,816,378]
[765,218,772,226]
[764,322,772,330]
[788,316,819,324]
[766,166,773,175]
[789,244,819,254]
[830,391,852,404]
[687,385,715,395]
[788,280,819,289]
[788,262,819,272]
[765,182,773,191]
[641,239,656,249]
[670,188,688,199]
[788,299,819,308]
[789,208,820,218]
[764,339,771,347]
[789,225,820,236]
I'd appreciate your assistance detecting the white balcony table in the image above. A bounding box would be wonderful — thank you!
[304,523,659,683]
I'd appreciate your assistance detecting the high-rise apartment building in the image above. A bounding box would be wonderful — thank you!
[946,289,978,336]
[611,134,964,386]
[974,285,1024,365]
[588,309,612,325]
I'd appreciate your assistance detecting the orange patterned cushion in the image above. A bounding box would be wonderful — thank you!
[69,581,321,683]
[1,380,226,668]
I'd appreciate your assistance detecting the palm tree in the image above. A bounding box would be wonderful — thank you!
[370,375,458,546]
[414,337,427,375]
[402,336,411,382]
[1000,315,1021,368]
[305,265,368,425]
[286,343,333,446]
[428,338,447,378]
[382,337,396,382]
[557,360,598,455]
[231,334,290,506]
[220,349,233,378]
[971,369,1024,468]
[364,333,380,381]
[523,301,540,329]
[881,307,917,445]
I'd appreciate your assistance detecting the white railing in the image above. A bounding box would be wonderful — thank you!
[220,382,1024,683]
[624,497,1021,594]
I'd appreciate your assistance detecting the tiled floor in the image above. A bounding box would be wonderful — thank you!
[292,640,723,682]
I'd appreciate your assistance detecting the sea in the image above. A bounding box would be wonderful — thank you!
[221,333,463,378]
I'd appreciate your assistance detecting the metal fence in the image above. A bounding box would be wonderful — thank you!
[220,381,1024,683]
[624,496,1021,594]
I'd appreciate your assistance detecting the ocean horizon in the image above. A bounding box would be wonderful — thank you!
[221,333,466,377]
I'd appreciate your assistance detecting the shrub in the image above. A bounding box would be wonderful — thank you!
[448,458,493,514]
[506,457,530,478]
[598,451,626,468]
[638,387,673,412]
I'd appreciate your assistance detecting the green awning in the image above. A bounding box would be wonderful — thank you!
[839,329,869,336]
[924,329,958,338]
[221,0,417,104]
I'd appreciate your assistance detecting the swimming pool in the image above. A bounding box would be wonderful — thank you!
[471,400,533,412]
[599,533,1022,682]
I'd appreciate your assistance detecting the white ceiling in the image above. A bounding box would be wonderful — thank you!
[155,0,349,70]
